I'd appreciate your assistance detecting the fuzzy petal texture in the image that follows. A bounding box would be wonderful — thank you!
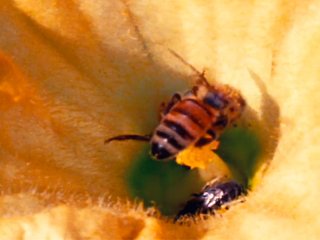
[0,0,320,239]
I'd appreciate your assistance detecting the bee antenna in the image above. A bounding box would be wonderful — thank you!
[168,49,210,87]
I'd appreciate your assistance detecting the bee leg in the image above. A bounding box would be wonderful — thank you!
[207,127,218,138]
[105,134,151,144]
[160,93,181,118]
[194,137,214,147]
[194,128,218,147]
[194,128,220,149]
[203,176,227,190]
[179,164,191,170]
[220,196,246,211]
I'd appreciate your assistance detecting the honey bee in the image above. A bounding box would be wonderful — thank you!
[174,179,246,221]
[105,50,246,160]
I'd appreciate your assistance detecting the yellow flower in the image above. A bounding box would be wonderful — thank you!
[1,0,320,239]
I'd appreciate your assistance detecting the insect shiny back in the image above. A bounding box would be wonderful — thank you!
[175,180,246,221]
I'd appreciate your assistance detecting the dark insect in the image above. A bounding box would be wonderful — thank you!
[174,180,246,221]
[105,50,246,160]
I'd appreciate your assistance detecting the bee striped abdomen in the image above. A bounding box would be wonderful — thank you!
[151,98,213,160]
[172,99,211,129]
[155,130,184,150]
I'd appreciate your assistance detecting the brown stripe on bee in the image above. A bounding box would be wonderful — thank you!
[164,112,206,142]
[156,124,191,149]
[155,130,184,150]
[184,99,212,117]
[151,134,180,156]
[162,116,191,137]
[171,99,212,129]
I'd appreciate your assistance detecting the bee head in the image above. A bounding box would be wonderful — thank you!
[224,89,246,123]
[204,84,246,123]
